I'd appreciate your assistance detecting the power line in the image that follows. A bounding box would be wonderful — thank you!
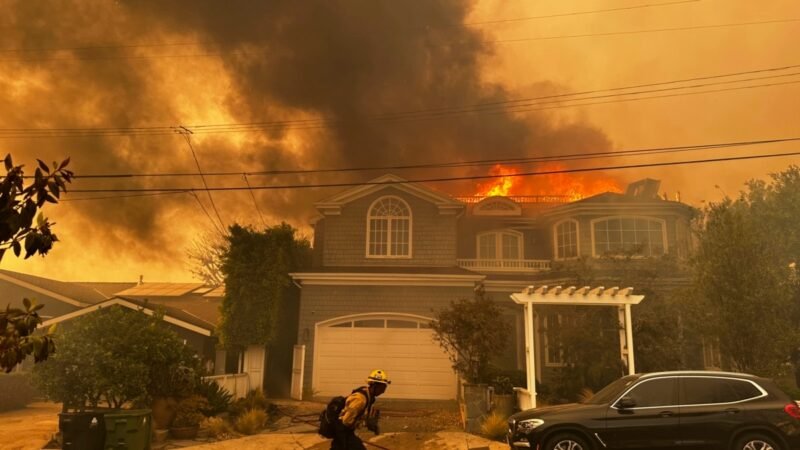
[2,64,798,138]
[468,0,700,25]
[493,18,800,43]
[59,190,191,201]
[243,173,267,227]
[63,149,800,195]
[35,137,800,180]
[0,17,794,63]
[177,127,226,232]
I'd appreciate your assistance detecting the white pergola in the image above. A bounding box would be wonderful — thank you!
[510,285,646,410]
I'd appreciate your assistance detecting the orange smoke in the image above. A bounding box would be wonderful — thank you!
[475,163,622,201]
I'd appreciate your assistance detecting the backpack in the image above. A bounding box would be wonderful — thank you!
[318,388,369,438]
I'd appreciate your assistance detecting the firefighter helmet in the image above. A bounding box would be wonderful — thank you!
[366,369,391,385]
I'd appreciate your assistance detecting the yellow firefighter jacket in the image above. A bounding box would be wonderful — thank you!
[338,387,373,429]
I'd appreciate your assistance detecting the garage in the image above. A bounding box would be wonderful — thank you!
[313,314,458,400]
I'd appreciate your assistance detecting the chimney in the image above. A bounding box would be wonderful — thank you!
[138,275,144,286]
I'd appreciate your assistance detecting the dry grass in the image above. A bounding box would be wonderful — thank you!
[202,416,233,439]
[235,408,267,435]
[480,412,508,441]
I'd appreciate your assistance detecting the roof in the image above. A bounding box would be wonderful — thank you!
[0,270,221,329]
[0,269,110,307]
[42,295,218,336]
[314,174,464,216]
[75,282,138,299]
[116,283,205,297]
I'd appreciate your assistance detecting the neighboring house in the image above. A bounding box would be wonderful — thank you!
[0,271,231,376]
[290,174,698,400]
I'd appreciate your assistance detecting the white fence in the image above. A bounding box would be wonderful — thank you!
[203,373,250,399]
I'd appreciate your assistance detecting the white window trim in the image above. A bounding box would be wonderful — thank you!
[589,215,668,258]
[475,229,524,260]
[542,312,566,367]
[365,195,413,259]
[552,218,581,261]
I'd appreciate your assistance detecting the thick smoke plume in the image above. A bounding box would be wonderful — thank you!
[0,0,612,280]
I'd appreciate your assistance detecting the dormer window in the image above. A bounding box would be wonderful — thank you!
[366,196,411,258]
[477,230,522,260]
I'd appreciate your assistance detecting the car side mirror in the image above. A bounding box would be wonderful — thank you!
[617,396,636,409]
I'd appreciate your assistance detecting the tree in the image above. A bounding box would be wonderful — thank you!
[186,229,227,287]
[0,154,73,372]
[430,288,509,384]
[32,305,200,410]
[692,165,800,377]
[218,223,311,351]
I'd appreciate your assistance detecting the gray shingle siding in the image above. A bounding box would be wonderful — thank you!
[296,284,474,395]
[322,187,458,267]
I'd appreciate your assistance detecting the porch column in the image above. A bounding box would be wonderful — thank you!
[523,302,537,408]
[624,304,636,375]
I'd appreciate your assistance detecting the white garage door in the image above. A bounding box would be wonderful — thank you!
[314,315,458,400]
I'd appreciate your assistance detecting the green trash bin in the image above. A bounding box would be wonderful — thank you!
[59,411,106,450]
[104,409,152,450]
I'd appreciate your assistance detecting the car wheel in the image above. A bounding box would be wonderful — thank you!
[733,434,783,450]
[545,433,592,450]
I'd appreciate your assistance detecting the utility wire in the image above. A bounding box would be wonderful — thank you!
[468,0,700,25]
[189,191,226,236]
[177,127,226,232]
[2,64,799,138]
[243,173,267,227]
[0,17,794,62]
[32,137,800,180]
[493,18,800,43]
[63,150,800,194]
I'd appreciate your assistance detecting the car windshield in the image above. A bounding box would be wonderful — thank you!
[584,375,640,405]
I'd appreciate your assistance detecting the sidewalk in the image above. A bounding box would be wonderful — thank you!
[191,431,508,450]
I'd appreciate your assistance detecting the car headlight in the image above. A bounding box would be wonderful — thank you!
[516,418,544,433]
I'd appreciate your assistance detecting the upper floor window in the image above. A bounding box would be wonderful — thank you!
[477,230,522,260]
[366,196,411,258]
[592,216,666,257]
[554,219,579,260]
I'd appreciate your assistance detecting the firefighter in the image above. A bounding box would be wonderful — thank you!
[332,369,390,450]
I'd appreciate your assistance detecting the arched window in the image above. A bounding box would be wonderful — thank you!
[591,216,667,257]
[477,230,522,260]
[554,219,579,260]
[366,196,411,257]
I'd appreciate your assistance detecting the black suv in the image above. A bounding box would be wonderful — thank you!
[507,371,800,450]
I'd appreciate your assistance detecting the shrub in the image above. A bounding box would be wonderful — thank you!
[201,416,232,439]
[577,387,595,403]
[490,376,514,395]
[431,288,509,383]
[0,373,37,411]
[195,378,233,416]
[480,412,508,441]
[173,396,209,428]
[235,408,267,435]
[32,306,201,410]
[229,388,268,417]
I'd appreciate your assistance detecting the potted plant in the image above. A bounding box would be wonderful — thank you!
[491,376,515,417]
[430,289,509,433]
[170,396,209,440]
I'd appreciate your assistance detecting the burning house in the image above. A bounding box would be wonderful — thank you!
[290,172,697,401]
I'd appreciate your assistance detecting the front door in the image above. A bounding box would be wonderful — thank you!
[604,377,680,449]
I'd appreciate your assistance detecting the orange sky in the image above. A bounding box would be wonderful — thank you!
[2,0,798,282]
